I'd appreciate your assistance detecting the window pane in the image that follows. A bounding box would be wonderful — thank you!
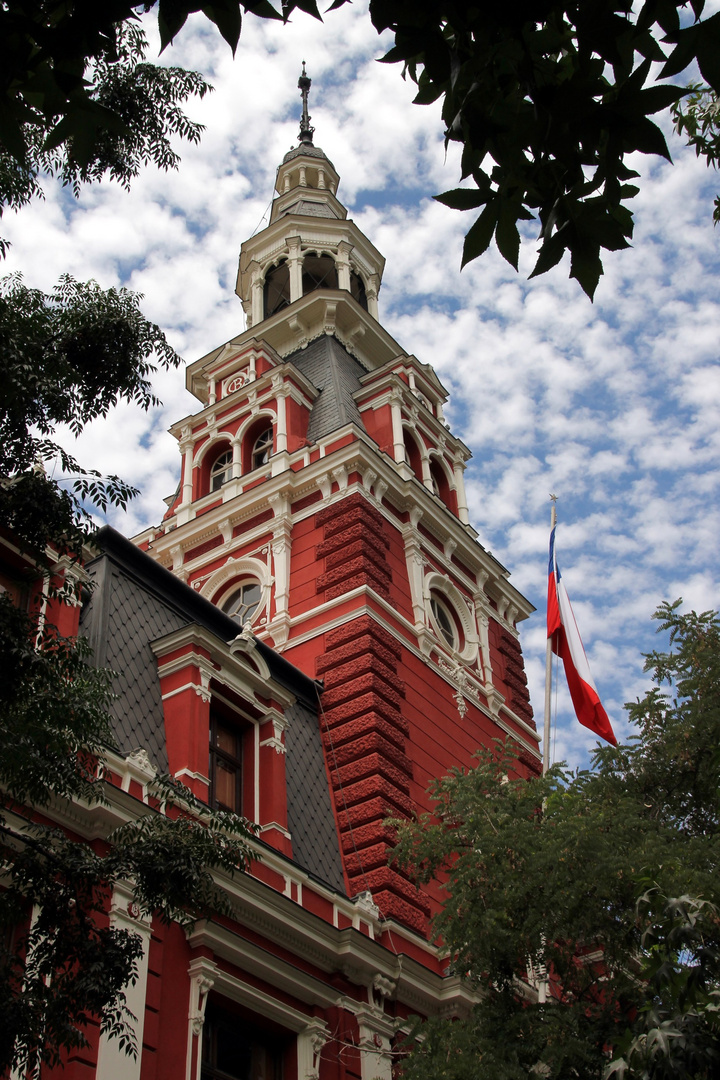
[252,428,272,470]
[431,596,456,647]
[222,582,261,623]
[216,724,237,755]
[215,759,238,811]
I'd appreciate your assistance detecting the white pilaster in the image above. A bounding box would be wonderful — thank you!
[95,885,152,1080]
[185,956,217,1080]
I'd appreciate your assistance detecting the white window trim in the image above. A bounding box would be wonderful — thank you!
[201,557,271,628]
[423,571,479,664]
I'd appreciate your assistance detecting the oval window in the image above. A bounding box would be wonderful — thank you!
[430,594,457,649]
[222,581,262,624]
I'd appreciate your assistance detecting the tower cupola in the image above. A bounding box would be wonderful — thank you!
[236,66,384,332]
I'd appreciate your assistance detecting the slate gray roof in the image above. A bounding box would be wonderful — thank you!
[278,198,339,219]
[282,144,335,169]
[285,701,345,893]
[80,557,185,771]
[288,335,368,442]
[79,527,346,894]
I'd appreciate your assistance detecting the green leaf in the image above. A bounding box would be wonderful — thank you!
[434,187,488,211]
[569,241,603,300]
[461,200,499,267]
[202,2,243,52]
[529,233,566,279]
[495,201,520,270]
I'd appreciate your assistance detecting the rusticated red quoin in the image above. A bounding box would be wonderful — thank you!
[315,493,392,600]
[317,605,427,934]
[498,627,535,729]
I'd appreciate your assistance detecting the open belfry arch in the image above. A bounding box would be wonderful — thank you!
[121,66,541,1080]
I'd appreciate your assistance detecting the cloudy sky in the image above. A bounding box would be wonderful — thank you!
[5,2,719,770]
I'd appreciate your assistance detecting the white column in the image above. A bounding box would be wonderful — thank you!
[179,428,193,506]
[250,265,263,326]
[276,389,288,453]
[336,241,352,292]
[453,455,470,524]
[288,237,303,302]
[366,274,380,320]
[231,436,242,479]
[95,885,152,1080]
[390,391,404,464]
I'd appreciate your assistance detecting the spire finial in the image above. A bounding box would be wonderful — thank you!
[298,61,314,146]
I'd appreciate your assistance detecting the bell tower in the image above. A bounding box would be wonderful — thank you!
[137,69,540,934]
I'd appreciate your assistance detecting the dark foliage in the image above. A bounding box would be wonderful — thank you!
[393,603,720,1080]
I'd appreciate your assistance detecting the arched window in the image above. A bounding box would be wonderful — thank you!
[403,429,423,483]
[264,261,290,318]
[251,427,273,471]
[302,254,338,295]
[350,270,368,311]
[210,449,233,492]
[222,581,262,624]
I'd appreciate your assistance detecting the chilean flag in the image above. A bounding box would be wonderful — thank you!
[547,527,616,745]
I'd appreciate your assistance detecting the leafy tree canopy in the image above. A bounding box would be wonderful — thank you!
[393,602,720,1080]
[367,0,720,298]
[2,1,719,296]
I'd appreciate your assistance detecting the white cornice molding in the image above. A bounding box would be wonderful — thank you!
[147,433,532,621]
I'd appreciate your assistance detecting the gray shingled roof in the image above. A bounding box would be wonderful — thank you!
[80,558,185,771]
[278,198,339,219]
[285,701,345,892]
[288,335,368,442]
[282,144,335,169]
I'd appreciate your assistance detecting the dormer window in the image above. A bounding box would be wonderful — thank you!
[302,254,337,294]
[264,261,290,318]
[252,427,273,470]
[210,450,233,492]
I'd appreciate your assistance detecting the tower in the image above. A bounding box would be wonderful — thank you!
[136,68,540,935]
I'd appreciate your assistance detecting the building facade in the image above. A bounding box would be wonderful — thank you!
[6,72,540,1080]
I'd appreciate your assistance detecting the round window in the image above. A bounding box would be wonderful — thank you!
[222,581,261,624]
[430,594,457,649]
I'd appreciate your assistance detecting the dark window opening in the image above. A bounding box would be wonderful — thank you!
[403,430,423,483]
[430,460,449,501]
[302,255,338,295]
[209,713,242,814]
[252,427,273,471]
[350,270,368,311]
[431,595,457,649]
[210,450,233,492]
[221,581,261,625]
[202,1002,285,1080]
[264,262,290,318]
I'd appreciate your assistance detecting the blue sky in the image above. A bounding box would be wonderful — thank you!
[4,2,720,770]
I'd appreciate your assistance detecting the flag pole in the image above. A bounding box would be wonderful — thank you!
[543,496,557,775]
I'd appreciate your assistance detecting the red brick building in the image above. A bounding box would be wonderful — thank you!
[5,73,540,1080]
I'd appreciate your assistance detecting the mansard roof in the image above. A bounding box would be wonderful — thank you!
[80,526,345,893]
[288,334,368,442]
